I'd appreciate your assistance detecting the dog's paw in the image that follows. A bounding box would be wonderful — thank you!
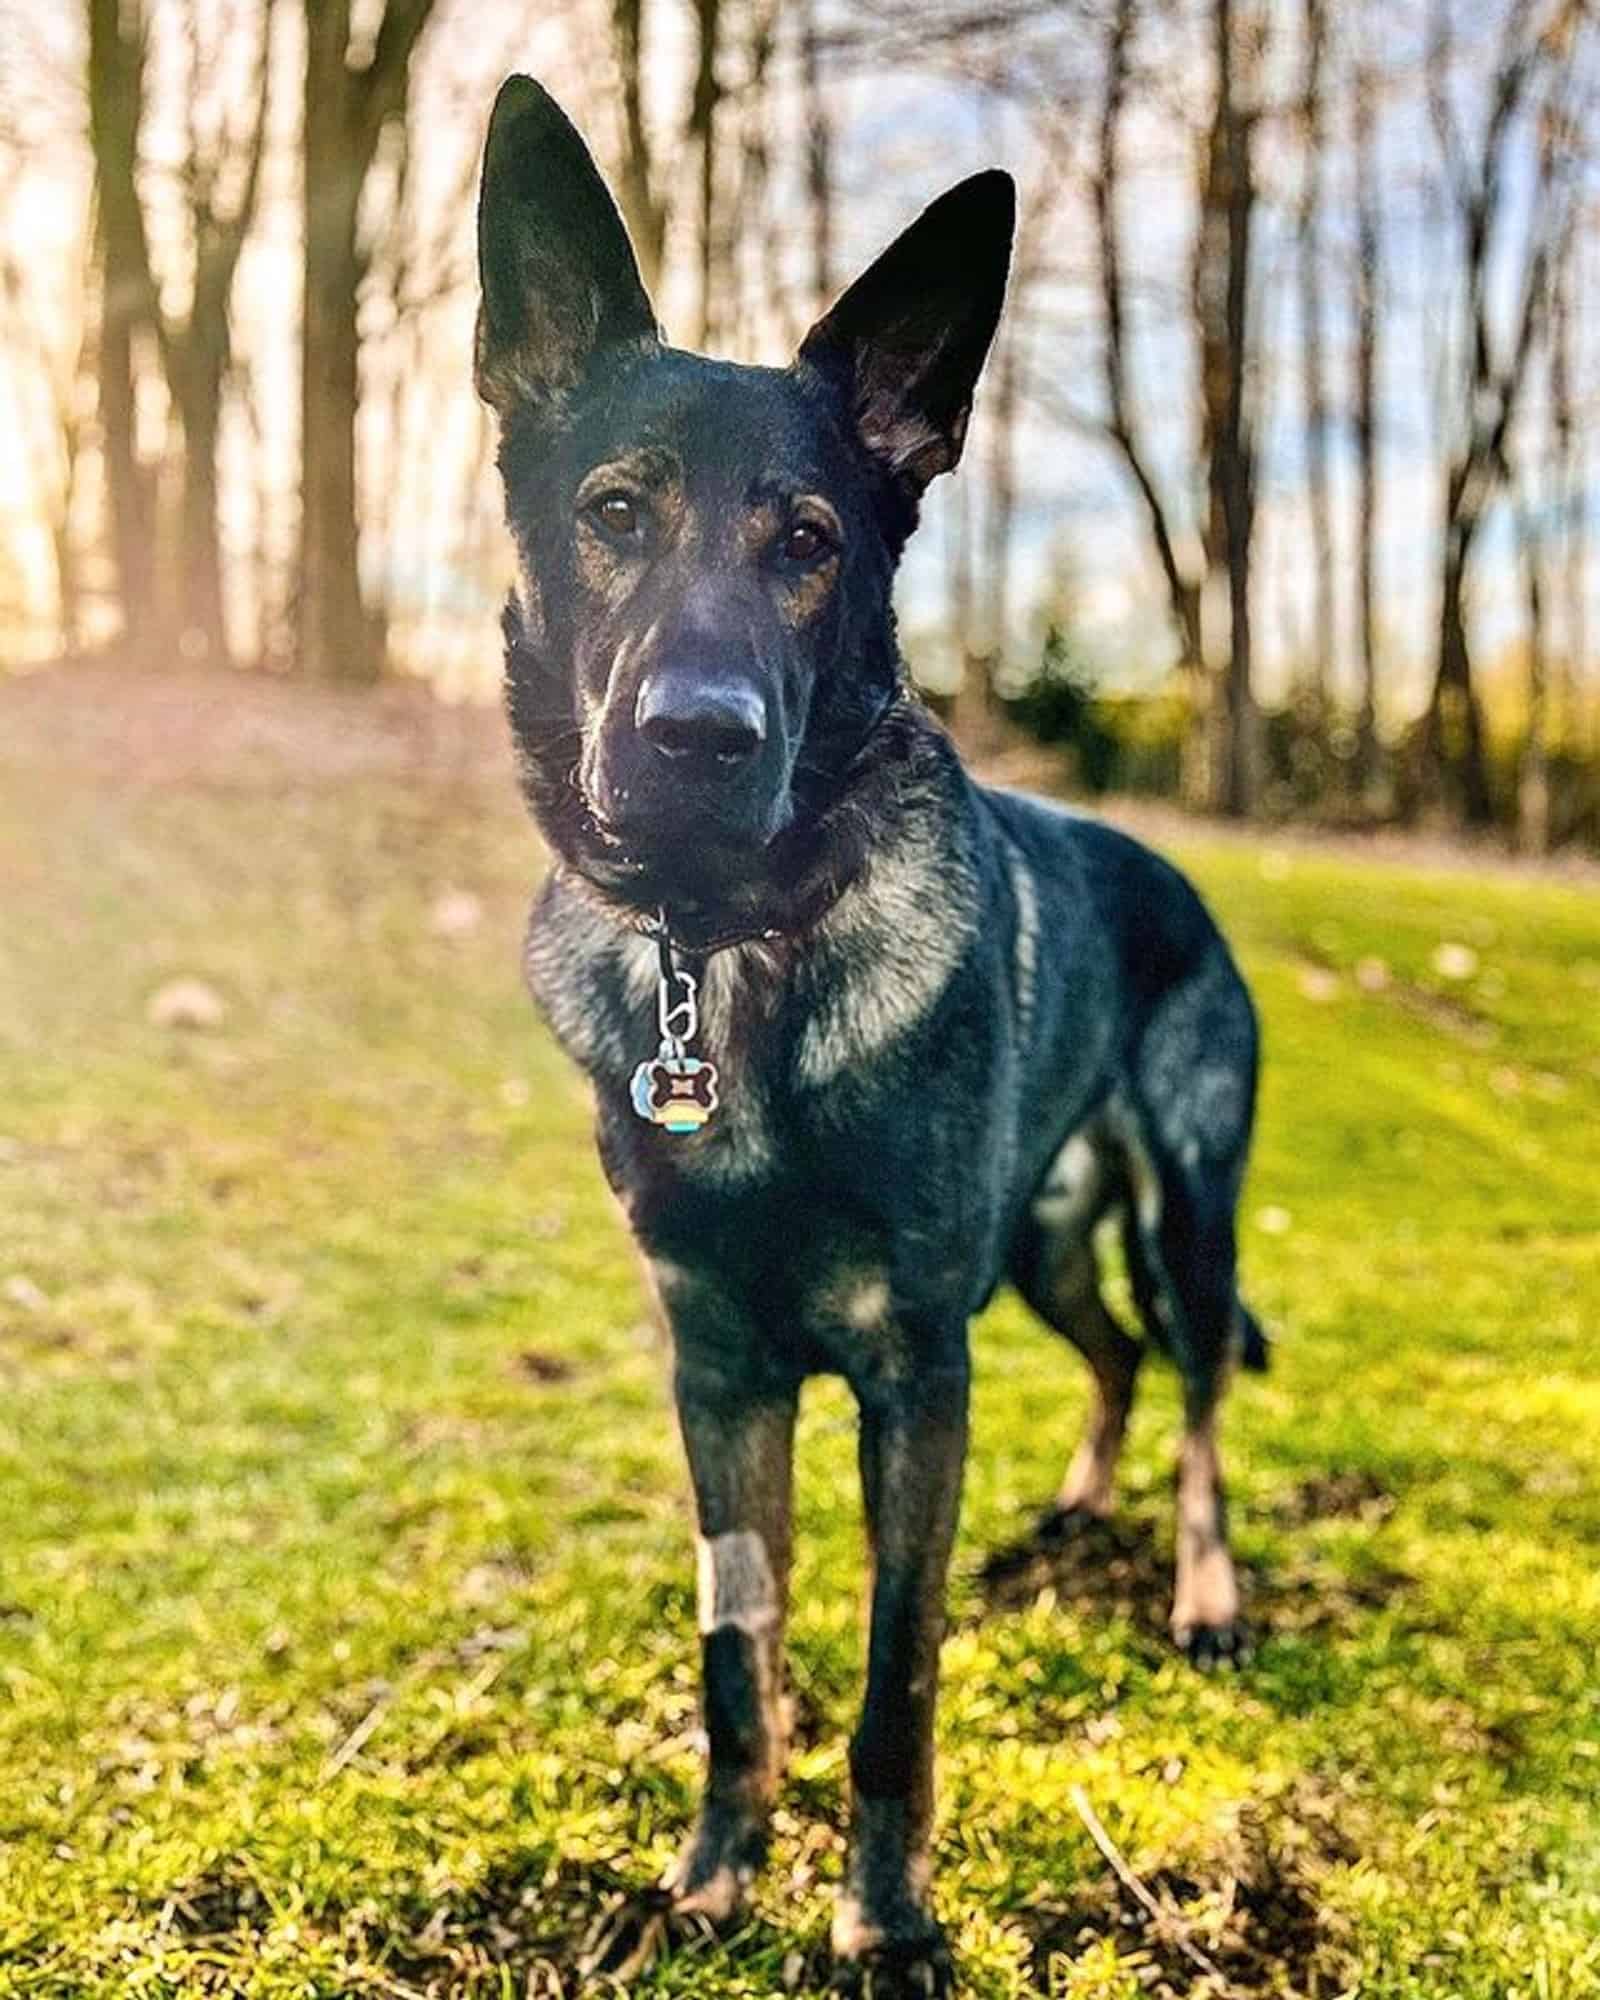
[830,1935,955,1999]
[576,1887,720,1984]
[1172,1615,1252,1670]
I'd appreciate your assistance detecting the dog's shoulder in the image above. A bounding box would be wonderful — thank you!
[524,871,657,1079]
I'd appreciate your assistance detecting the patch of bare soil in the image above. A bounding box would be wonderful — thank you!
[974,1504,1410,1648]
[1273,1470,1396,1527]
[0,660,507,793]
[1018,1789,1358,1998]
[157,1855,270,1937]
[337,1854,821,1999]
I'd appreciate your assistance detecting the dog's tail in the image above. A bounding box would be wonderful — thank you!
[1235,1302,1271,1374]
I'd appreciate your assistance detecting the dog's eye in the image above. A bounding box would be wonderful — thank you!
[780,520,833,566]
[588,492,643,543]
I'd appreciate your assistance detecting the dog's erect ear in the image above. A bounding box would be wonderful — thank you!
[475,75,657,411]
[797,171,1015,492]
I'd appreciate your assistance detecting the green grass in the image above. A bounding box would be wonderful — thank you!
[3,692,1599,1998]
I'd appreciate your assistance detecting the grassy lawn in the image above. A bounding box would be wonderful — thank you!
[2,671,1599,1998]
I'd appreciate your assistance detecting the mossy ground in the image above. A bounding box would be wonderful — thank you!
[2,670,1597,1997]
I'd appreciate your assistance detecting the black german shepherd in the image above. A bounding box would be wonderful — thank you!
[476,76,1265,1995]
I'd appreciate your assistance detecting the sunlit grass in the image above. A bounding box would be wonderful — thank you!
[1,708,1598,1996]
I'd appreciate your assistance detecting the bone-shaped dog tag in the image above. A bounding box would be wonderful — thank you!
[630,1048,720,1134]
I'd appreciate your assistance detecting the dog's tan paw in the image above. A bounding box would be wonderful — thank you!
[1171,1614,1252,1669]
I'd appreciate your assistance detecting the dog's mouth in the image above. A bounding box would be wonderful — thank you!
[574,785,796,921]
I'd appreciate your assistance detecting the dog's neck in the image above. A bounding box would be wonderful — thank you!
[505,601,937,957]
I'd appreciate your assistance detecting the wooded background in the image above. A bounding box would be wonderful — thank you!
[3,0,1599,846]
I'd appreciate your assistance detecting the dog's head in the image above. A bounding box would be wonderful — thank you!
[476,77,1013,933]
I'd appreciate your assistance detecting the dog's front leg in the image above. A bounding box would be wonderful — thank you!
[835,1344,970,1996]
[668,1350,798,1918]
[581,1333,796,1982]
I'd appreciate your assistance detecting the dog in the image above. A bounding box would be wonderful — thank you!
[475,76,1266,1996]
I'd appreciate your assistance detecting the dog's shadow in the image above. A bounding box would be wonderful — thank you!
[359,1851,832,1998]
[970,1481,1410,1653]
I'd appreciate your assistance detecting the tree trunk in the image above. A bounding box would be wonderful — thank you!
[799,0,833,312]
[86,0,163,661]
[1094,0,1205,794]
[1298,0,1334,704]
[690,0,724,349]
[1196,0,1260,817]
[1352,45,1381,791]
[1517,495,1550,851]
[611,0,666,295]
[300,90,374,684]
[1429,507,1494,825]
[298,0,437,684]
[174,354,228,665]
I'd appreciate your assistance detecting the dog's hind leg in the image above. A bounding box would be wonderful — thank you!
[1125,1176,1250,1666]
[1173,1370,1240,1664]
[1120,952,1258,1665]
[1011,1226,1143,1527]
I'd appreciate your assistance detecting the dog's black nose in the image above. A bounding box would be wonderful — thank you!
[635,675,767,770]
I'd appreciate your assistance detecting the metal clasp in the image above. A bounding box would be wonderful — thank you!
[658,961,699,1057]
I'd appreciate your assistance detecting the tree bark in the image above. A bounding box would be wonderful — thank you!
[799,0,834,312]
[1419,0,1583,824]
[1432,503,1494,824]
[298,0,437,684]
[689,0,725,349]
[1298,0,1334,705]
[1196,0,1260,817]
[163,0,274,668]
[1351,43,1381,791]
[1517,487,1550,851]
[86,0,163,660]
[611,0,667,295]
[1094,0,1204,759]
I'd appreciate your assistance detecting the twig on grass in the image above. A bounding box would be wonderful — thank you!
[322,1689,396,1781]
[1067,1781,1232,1990]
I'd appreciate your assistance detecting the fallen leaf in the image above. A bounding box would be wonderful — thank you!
[147,978,226,1030]
[430,890,483,938]
[1297,965,1340,1003]
[1432,942,1479,982]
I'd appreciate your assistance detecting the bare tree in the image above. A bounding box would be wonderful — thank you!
[1548,196,1582,761]
[299,0,439,684]
[1420,0,1588,823]
[1297,0,1334,706]
[1092,0,1203,708]
[86,0,162,656]
[1075,0,1264,814]
[609,0,668,295]
[687,0,722,345]
[84,0,278,668]
[165,0,276,668]
[799,0,835,315]
[1195,0,1263,817]
[1515,476,1551,848]
[1351,33,1381,790]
